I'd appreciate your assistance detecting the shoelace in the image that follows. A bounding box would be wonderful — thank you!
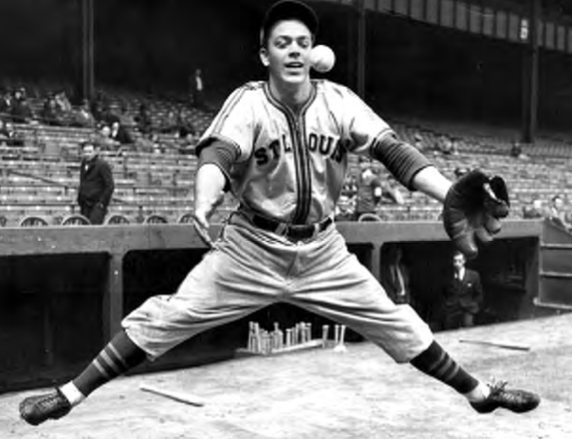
[488,380,508,396]
[489,380,525,404]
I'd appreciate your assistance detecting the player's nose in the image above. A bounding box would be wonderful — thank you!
[287,48,301,59]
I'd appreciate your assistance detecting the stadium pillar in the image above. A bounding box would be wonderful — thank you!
[81,0,95,103]
[521,0,540,145]
[356,0,366,99]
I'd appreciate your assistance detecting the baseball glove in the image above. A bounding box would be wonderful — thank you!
[443,169,510,259]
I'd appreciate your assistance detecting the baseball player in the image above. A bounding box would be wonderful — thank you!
[19,0,539,426]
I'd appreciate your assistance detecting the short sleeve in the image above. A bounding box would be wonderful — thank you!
[196,84,260,161]
[339,87,393,154]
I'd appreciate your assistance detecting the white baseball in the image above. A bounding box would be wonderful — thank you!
[310,45,335,73]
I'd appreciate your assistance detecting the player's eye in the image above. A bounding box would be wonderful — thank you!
[274,37,291,49]
[297,38,311,49]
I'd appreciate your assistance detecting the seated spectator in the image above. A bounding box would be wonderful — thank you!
[176,109,198,137]
[134,103,153,134]
[158,110,179,134]
[435,135,458,156]
[522,198,545,219]
[342,174,358,198]
[168,126,198,155]
[380,174,405,205]
[109,120,135,145]
[90,92,106,122]
[334,194,356,222]
[101,104,120,125]
[547,194,571,230]
[71,100,97,128]
[54,90,73,113]
[354,165,392,220]
[0,121,25,146]
[0,91,13,120]
[90,92,118,125]
[117,104,135,129]
[157,107,196,137]
[510,141,529,160]
[94,124,120,152]
[11,87,34,123]
[40,96,66,126]
[412,133,426,152]
[136,132,164,154]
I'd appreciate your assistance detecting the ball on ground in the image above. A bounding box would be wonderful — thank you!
[310,45,335,73]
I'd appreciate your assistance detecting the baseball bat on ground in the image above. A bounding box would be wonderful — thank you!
[459,338,531,352]
[139,384,205,407]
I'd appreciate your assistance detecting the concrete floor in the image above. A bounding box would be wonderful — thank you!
[1,313,571,439]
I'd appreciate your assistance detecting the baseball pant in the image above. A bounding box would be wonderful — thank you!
[123,214,434,363]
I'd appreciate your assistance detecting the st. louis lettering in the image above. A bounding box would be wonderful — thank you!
[255,133,349,166]
[307,133,334,156]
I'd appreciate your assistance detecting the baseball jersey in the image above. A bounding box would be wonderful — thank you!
[199,79,394,225]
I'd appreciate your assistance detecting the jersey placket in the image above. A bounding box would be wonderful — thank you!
[288,112,312,224]
[264,83,316,225]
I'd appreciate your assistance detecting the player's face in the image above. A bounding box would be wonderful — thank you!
[261,20,313,87]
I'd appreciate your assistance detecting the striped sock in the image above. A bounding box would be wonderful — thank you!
[72,330,147,397]
[410,341,479,394]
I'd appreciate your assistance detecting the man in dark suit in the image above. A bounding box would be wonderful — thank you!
[77,141,115,225]
[380,245,411,305]
[442,251,483,329]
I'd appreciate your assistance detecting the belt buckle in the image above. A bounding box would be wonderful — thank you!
[275,222,289,236]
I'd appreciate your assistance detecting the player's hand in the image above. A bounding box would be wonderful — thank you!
[442,169,509,259]
[192,190,225,248]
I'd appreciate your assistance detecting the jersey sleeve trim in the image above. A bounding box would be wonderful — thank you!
[367,127,395,153]
[196,134,246,163]
[370,134,433,190]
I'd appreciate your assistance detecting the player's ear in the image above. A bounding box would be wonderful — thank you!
[259,47,270,67]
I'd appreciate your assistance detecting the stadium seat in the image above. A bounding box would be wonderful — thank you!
[105,214,130,225]
[143,214,168,224]
[358,213,383,222]
[19,216,49,227]
[177,212,194,223]
[61,214,91,226]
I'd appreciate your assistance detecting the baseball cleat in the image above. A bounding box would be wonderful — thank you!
[19,388,72,426]
[470,381,540,414]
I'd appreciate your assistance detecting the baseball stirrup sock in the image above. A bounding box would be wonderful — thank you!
[410,341,478,394]
[72,330,147,397]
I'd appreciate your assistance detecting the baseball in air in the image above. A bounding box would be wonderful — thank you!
[310,45,335,73]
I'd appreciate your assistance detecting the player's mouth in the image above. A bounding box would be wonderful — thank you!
[284,62,304,71]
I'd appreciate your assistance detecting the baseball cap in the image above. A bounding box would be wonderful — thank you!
[260,0,319,46]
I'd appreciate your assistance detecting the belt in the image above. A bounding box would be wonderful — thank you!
[249,214,333,241]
